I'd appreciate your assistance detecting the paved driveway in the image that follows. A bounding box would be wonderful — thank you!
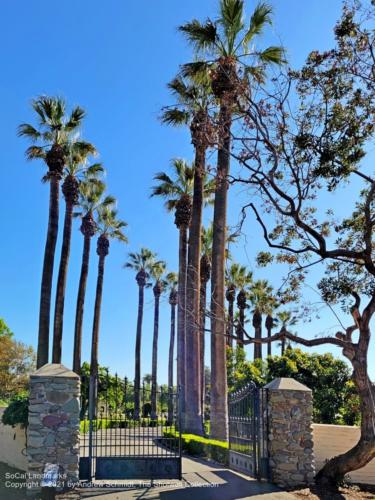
[79,456,295,500]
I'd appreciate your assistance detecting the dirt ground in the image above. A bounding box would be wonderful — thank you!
[291,484,375,500]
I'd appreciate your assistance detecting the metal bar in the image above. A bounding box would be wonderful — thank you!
[88,374,95,480]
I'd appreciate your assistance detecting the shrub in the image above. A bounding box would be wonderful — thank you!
[2,394,29,428]
[163,430,229,465]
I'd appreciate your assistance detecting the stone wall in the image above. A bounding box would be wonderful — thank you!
[27,363,80,494]
[265,378,315,488]
[0,407,28,470]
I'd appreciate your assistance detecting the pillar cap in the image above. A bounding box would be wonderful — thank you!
[31,363,79,379]
[264,377,311,391]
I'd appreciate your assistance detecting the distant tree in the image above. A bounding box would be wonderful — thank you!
[150,159,193,422]
[18,96,87,367]
[90,206,127,381]
[73,181,115,374]
[0,334,35,401]
[226,263,252,347]
[166,272,178,424]
[149,259,167,420]
[248,279,276,360]
[162,74,215,434]
[52,142,101,363]
[0,318,13,338]
[275,311,298,355]
[124,248,157,419]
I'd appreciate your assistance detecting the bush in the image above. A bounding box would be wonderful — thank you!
[2,394,29,428]
[163,430,229,465]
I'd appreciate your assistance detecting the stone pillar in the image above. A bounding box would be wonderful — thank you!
[27,364,80,495]
[264,378,315,488]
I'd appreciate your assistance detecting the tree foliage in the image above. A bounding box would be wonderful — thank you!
[227,347,360,425]
[0,323,35,402]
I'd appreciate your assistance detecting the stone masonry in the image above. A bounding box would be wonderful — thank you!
[27,364,80,495]
[264,378,315,488]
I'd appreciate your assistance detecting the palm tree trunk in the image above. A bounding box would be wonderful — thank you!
[177,226,188,426]
[151,291,161,420]
[185,146,205,435]
[210,103,231,441]
[37,177,60,368]
[168,302,176,424]
[281,338,286,355]
[267,326,272,356]
[52,199,74,363]
[73,234,91,374]
[254,325,262,360]
[238,306,245,346]
[90,254,106,379]
[200,278,207,426]
[227,299,234,348]
[134,284,145,420]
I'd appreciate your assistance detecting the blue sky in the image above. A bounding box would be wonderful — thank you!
[1,0,373,382]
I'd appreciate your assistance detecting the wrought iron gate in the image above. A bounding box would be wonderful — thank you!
[228,382,269,480]
[79,372,182,481]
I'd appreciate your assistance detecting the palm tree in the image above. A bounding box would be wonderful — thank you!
[200,225,213,417]
[162,77,215,434]
[52,143,102,363]
[249,279,274,361]
[180,0,284,441]
[276,310,298,355]
[232,267,253,346]
[124,248,157,419]
[166,272,178,424]
[72,180,115,374]
[150,159,193,422]
[18,96,86,367]
[149,259,167,420]
[225,262,249,348]
[90,206,127,380]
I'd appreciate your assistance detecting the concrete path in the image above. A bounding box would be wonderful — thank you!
[79,456,295,499]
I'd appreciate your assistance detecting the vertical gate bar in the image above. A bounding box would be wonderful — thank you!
[178,385,182,478]
[115,373,118,457]
[160,386,163,457]
[88,374,95,480]
[256,388,261,480]
[105,369,109,459]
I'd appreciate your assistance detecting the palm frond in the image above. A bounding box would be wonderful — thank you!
[259,46,286,65]
[178,19,218,52]
[65,106,86,132]
[180,61,211,83]
[243,2,272,47]
[17,123,41,141]
[25,145,46,161]
[84,163,105,178]
[220,0,245,53]
[161,108,190,126]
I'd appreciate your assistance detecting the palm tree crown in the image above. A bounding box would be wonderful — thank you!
[179,0,284,88]
[150,158,195,211]
[96,206,128,256]
[18,96,86,175]
[248,279,276,315]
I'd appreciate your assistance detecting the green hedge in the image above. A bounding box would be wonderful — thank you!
[80,417,168,433]
[163,430,229,465]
